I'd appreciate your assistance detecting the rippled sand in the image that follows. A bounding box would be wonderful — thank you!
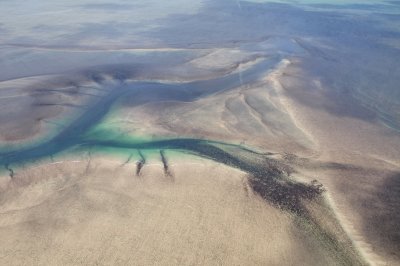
[0,154,353,265]
[1,1,400,265]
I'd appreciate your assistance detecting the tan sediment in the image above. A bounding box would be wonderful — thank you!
[262,58,319,157]
[98,58,314,154]
[324,191,387,266]
[275,58,400,265]
[1,48,398,265]
[0,154,341,265]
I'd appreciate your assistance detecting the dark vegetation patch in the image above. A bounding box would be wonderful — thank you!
[186,142,325,215]
[97,138,326,215]
[0,135,362,264]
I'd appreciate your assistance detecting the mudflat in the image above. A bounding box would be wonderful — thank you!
[1,0,400,265]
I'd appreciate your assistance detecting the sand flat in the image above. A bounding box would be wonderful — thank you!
[0,154,347,265]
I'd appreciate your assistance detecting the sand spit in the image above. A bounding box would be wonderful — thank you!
[1,0,399,264]
[277,59,400,265]
[0,52,394,265]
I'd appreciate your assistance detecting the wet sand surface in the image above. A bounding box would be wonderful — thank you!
[0,155,355,265]
[1,0,400,265]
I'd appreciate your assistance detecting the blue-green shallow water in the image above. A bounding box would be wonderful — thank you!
[0,52,331,217]
[1,1,398,263]
[0,54,364,266]
[0,56,279,166]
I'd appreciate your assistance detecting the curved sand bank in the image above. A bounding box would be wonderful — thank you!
[0,53,394,265]
[0,55,389,265]
[1,0,400,265]
[276,59,400,265]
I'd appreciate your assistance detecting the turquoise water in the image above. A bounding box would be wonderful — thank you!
[1,2,392,261]
[0,56,278,166]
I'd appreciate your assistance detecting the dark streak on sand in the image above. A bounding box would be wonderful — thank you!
[136,150,146,176]
[122,153,133,166]
[84,138,361,264]
[160,150,172,178]
[4,163,14,178]
[0,61,363,265]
